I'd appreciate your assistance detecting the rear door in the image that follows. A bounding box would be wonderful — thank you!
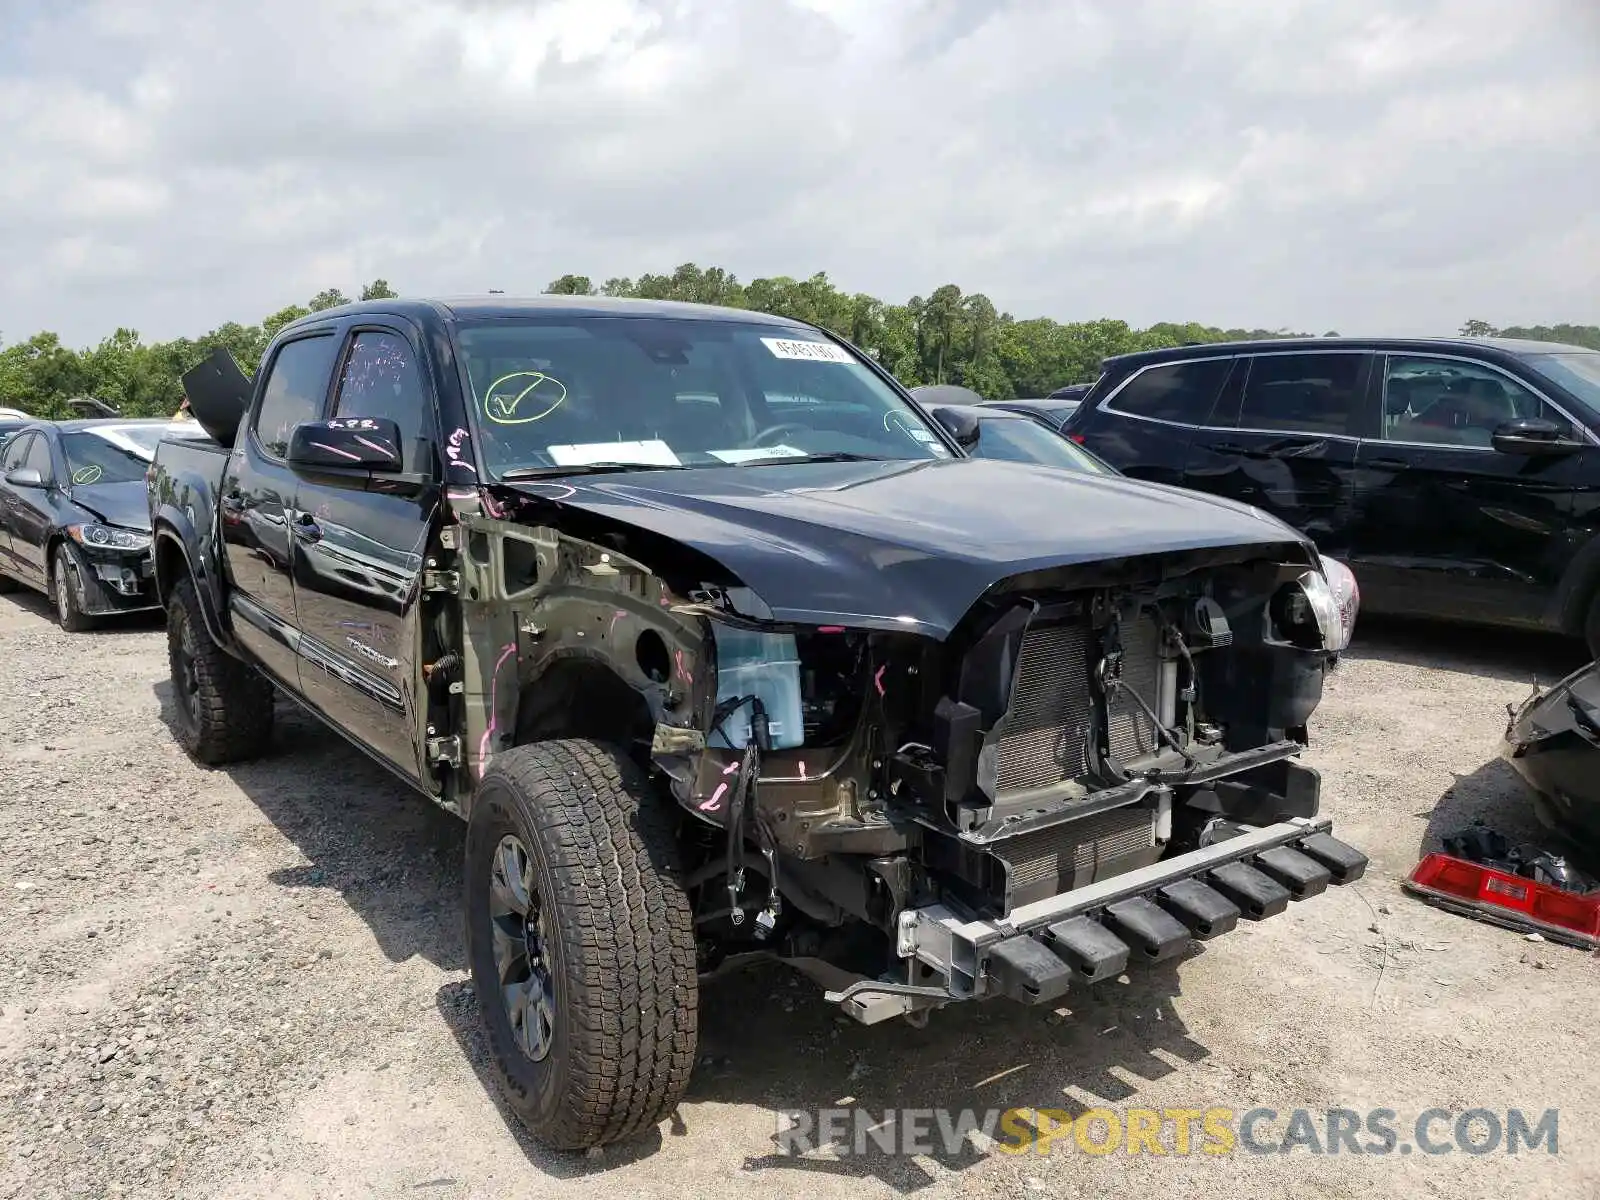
[1072,356,1237,486]
[222,328,343,689]
[1349,352,1591,625]
[289,325,440,780]
[1181,350,1374,554]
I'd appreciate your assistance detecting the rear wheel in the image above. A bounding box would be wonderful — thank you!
[464,739,698,1150]
[50,543,95,632]
[166,575,275,763]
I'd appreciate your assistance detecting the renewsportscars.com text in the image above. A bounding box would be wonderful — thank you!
[774,1106,1560,1158]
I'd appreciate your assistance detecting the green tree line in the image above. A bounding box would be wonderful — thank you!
[2,265,1594,419]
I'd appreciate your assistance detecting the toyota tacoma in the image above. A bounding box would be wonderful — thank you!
[147,296,1367,1151]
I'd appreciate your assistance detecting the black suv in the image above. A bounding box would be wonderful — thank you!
[1060,337,1600,654]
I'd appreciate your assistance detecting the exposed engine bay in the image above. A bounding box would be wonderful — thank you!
[428,504,1367,1025]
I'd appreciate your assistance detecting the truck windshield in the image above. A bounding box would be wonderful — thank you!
[454,316,952,478]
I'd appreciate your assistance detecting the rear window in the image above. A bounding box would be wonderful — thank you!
[1102,358,1233,425]
[1235,353,1368,436]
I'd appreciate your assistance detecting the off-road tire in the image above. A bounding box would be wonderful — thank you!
[166,575,275,764]
[465,739,698,1151]
[50,542,96,632]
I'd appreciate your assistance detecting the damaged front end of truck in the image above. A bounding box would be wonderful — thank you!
[421,465,1369,1029]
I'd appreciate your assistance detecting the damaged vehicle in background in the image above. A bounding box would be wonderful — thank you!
[1505,661,1600,852]
[0,418,207,630]
[148,296,1368,1152]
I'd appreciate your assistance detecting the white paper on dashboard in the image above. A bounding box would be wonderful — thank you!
[707,445,806,463]
[547,440,681,467]
[760,337,855,364]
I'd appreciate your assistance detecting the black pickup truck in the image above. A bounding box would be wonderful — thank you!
[148,296,1368,1151]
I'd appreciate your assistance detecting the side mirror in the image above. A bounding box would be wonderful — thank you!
[287,418,405,472]
[1491,418,1583,457]
[5,467,44,489]
[928,406,981,449]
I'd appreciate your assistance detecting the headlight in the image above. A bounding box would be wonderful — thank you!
[67,523,151,552]
[1319,557,1360,651]
[1271,569,1346,651]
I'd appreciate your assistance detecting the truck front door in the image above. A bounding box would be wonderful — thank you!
[222,329,343,690]
[288,325,439,781]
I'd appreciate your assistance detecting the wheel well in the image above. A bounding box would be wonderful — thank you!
[513,658,656,754]
[153,530,190,607]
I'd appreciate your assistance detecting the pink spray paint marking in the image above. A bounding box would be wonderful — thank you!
[608,609,627,637]
[477,643,517,776]
[873,665,886,697]
[799,761,807,779]
[698,783,728,813]
[722,760,739,776]
[818,626,845,634]
[675,649,693,684]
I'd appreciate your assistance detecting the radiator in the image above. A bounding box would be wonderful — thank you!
[992,613,1165,795]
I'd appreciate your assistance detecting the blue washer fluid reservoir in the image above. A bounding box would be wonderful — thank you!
[708,626,805,750]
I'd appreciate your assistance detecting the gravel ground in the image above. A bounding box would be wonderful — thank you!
[1,592,1596,1199]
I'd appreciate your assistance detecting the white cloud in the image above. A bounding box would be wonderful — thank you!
[0,0,1596,346]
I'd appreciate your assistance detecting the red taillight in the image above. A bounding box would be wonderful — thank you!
[1404,853,1600,948]
[1068,433,1086,444]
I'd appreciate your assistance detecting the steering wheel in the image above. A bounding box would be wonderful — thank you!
[748,423,812,448]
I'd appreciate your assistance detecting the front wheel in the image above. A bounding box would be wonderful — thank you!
[50,542,95,632]
[464,739,698,1150]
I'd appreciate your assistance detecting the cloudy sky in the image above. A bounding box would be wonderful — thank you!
[2,0,1596,347]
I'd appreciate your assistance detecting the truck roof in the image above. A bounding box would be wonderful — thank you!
[278,295,817,337]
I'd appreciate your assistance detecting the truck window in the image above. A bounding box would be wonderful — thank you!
[333,331,432,471]
[253,334,340,458]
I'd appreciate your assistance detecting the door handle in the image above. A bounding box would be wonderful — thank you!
[1207,441,1249,455]
[1264,439,1325,459]
[1368,457,1409,470]
[292,513,323,543]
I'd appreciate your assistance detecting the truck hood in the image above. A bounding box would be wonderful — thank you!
[507,457,1313,638]
[69,481,153,532]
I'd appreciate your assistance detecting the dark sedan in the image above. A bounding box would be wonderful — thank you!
[0,418,206,630]
[980,396,1083,431]
[924,401,1116,473]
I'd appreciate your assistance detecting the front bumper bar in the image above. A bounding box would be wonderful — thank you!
[827,817,1368,1024]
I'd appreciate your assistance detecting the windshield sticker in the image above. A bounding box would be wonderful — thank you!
[482,371,568,425]
[71,466,104,485]
[929,444,952,456]
[547,440,681,467]
[707,445,806,463]
[908,428,937,443]
[760,338,855,365]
